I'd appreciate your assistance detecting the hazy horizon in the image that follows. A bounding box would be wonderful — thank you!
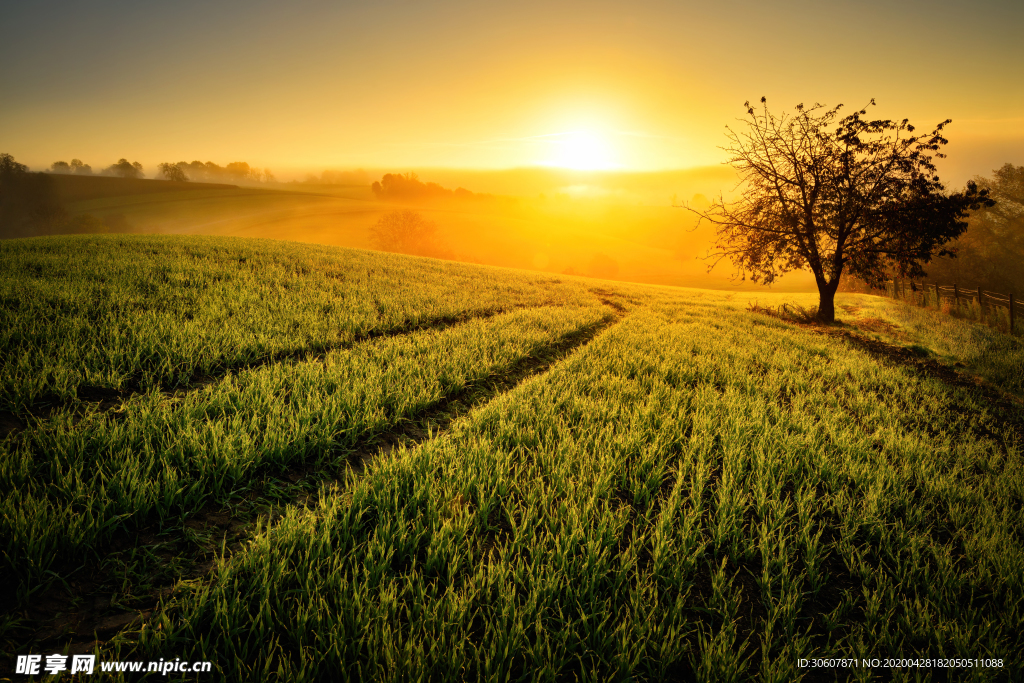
[3,0,1022,187]
[4,0,1021,295]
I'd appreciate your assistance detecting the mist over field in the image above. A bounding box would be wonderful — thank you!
[17,164,815,292]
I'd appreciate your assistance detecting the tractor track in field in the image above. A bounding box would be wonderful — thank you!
[342,299,627,477]
[3,297,630,665]
[0,301,576,439]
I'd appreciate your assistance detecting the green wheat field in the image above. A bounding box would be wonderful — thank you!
[2,234,1023,681]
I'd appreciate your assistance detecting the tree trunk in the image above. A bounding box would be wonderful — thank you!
[816,283,837,323]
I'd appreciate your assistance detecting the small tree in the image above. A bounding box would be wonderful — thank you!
[923,163,1024,294]
[184,161,208,181]
[69,159,92,175]
[225,161,251,182]
[369,210,443,256]
[158,162,188,182]
[105,158,144,179]
[689,98,994,322]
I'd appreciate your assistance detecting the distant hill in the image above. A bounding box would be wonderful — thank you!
[49,174,238,203]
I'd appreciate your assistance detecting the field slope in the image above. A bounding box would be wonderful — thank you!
[1,235,1022,681]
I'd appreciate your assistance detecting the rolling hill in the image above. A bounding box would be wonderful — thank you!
[44,172,819,293]
[1,235,1021,680]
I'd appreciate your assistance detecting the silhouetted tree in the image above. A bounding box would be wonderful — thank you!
[158,162,188,182]
[225,161,251,182]
[149,160,268,184]
[923,163,1024,294]
[688,98,994,322]
[105,158,144,179]
[181,161,206,180]
[369,210,445,256]
[51,159,93,175]
[1,154,29,177]
[371,173,479,202]
[69,159,92,175]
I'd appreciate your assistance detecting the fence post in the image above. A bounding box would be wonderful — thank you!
[954,283,959,308]
[1012,293,1016,335]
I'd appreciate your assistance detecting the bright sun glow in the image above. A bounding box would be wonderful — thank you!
[544,131,617,170]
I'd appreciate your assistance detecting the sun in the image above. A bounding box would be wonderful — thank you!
[545,130,617,170]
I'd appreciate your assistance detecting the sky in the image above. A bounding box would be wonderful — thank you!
[2,0,1023,184]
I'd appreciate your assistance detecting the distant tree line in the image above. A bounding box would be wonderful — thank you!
[50,157,145,178]
[156,160,275,184]
[919,164,1024,295]
[842,163,1023,296]
[371,172,487,202]
[47,157,274,184]
[49,159,93,175]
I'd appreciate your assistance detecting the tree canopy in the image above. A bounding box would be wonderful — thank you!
[690,98,994,322]
[48,159,92,175]
[158,162,188,183]
[371,173,482,202]
[104,158,144,179]
[369,210,448,258]
[70,159,91,175]
[922,163,1024,294]
[160,160,272,183]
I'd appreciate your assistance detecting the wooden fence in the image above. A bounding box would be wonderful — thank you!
[885,279,1020,335]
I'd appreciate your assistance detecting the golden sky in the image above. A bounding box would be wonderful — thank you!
[3,0,1022,183]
